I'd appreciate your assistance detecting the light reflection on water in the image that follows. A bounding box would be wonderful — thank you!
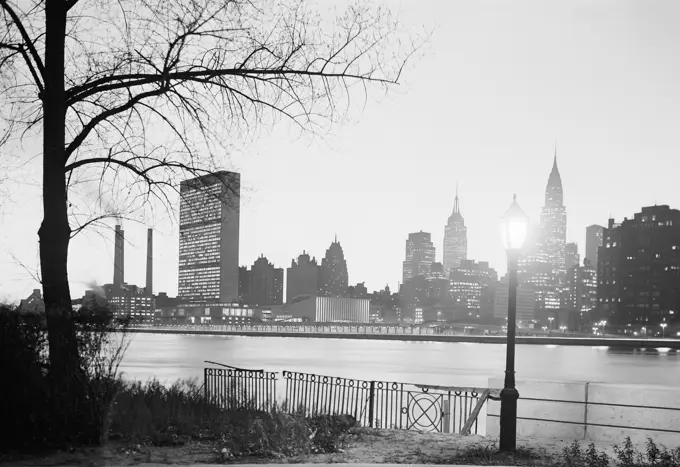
[119,333,680,388]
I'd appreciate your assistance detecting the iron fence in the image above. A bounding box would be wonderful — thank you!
[203,363,277,411]
[282,370,489,434]
[203,363,493,435]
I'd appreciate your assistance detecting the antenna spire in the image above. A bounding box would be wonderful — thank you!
[453,182,460,214]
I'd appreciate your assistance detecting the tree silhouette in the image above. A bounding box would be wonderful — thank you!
[1,0,420,439]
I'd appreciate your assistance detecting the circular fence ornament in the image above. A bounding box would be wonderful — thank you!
[406,392,442,432]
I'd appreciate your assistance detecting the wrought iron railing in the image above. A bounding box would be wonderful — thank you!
[203,362,494,435]
[203,362,277,411]
[282,370,490,434]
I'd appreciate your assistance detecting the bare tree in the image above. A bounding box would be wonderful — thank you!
[0,0,420,437]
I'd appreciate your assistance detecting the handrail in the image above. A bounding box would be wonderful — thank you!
[204,360,278,373]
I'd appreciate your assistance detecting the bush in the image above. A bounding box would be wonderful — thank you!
[107,378,354,457]
[561,438,680,467]
[0,303,128,452]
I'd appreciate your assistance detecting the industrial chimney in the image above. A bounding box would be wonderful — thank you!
[146,228,153,295]
[113,225,125,289]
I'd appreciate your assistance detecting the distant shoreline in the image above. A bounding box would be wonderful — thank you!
[125,328,680,349]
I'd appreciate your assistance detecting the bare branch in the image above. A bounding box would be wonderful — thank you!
[64,86,168,161]
[0,0,46,85]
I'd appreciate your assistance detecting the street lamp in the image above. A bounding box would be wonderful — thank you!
[642,326,647,338]
[498,194,529,452]
[661,323,667,338]
[600,320,607,336]
[548,316,554,332]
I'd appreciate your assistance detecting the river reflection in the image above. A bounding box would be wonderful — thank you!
[118,333,680,388]
[607,346,678,356]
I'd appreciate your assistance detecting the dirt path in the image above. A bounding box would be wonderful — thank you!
[0,429,626,466]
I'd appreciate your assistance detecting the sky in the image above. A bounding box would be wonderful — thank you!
[2,0,680,303]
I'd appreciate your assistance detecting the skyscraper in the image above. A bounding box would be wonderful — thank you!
[238,266,250,302]
[566,259,597,315]
[244,255,284,306]
[449,260,498,317]
[585,224,605,268]
[539,152,567,276]
[402,231,436,282]
[318,237,349,297]
[598,206,680,327]
[565,242,580,270]
[443,187,467,276]
[113,224,124,289]
[286,251,320,302]
[177,171,240,303]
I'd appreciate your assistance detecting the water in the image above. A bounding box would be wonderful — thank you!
[119,333,680,388]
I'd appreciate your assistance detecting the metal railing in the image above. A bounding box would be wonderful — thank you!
[132,323,441,335]
[203,364,496,435]
[203,362,277,411]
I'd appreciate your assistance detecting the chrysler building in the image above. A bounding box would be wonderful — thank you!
[539,151,567,277]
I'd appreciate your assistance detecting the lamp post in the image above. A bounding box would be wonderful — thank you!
[498,194,529,452]
[548,316,554,333]
[661,323,667,339]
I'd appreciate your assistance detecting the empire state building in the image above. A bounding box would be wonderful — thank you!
[540,153,567,277]
[443,187,467,277]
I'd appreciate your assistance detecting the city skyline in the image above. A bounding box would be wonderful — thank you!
[3,1,680,302]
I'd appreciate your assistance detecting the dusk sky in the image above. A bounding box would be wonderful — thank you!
[2,0,680,303]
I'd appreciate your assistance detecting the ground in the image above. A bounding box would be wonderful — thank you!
[0,429,624,466]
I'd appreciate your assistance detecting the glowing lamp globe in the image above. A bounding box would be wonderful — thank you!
[500,194,529,251]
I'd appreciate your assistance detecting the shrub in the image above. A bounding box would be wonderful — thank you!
[0,303,129,452]
[560,438,680,467]
[107,378,353,457]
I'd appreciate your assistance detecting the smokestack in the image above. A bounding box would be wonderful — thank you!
[146,228,153,296]
[113,225,125,289]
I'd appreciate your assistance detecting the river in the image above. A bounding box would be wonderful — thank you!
[119,333,680,388]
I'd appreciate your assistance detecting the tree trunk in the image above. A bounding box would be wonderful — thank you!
[40,0,84,443]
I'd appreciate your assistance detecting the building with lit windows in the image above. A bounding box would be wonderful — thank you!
[517,152,568,312]
[443,188,467,276]
[449,260,498,317]
[283,296,370,323]
[565,242,579,270]
[539,153,567,277]
[156,302,256,325]
[598,205,680,328]
[347,282,369,298]
[518,227,559,310]
[425,262,450,301]
[586,225,605,268]
[242,255,284,306]
[106,284,155,321]
[318,238,349,297]
[567,259,597,315]
[403,231,436,282]
[287,251,320,302]
[177,171,240,303]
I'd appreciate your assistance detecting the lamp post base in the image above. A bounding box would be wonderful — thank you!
[499,386,520,452]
